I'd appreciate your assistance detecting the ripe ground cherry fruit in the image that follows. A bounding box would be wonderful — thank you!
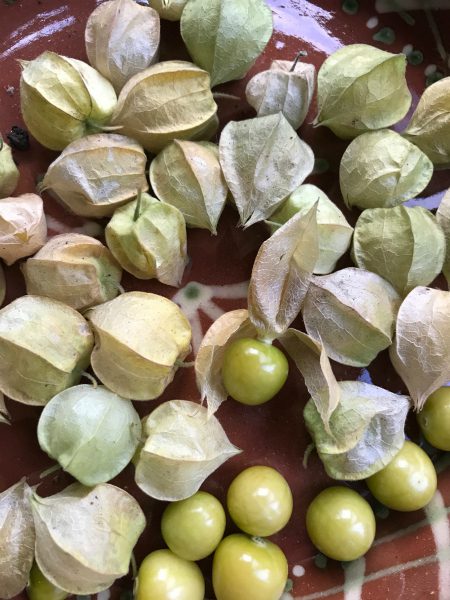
[221,337,289,405]
[227,465,293,536]
[417,386,450,451]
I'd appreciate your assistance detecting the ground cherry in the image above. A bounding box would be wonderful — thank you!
[135,549,204,600]
[27,562,68,600]
[366,440,437,511]
[227,465,293,536]
[221,338,289,405]
[417,387,450,451]
[161,491,226,561]
[212,534,288,600]
[306,486,376,561]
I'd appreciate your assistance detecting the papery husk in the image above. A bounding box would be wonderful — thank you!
[436,188,450,285]
[181,0,273,88]
[22,233,122,311]
[246,59,315,129]
[135,400,241,500]
[389,286,450,410]
[41,134,148,218]
[304,381,410,480]
[315,44,411,139]
[0,140,19,199]
[32,483,145,595]
[27,562,68,600]
[85,292,192,400]
[20,51,117,151]
[302,268,401,367]
[340,130,433,209]
[195,309,257,416]
[0,295,93,405]
[268,184,353,274]
[404,77,450,167]
[111,61,218,153]
[85,0,160,92]
[105,193,187,286]
[219,113,314,227]
[248,206,318,340]
[352,206,445,297]
[149,0,188,20]
[280,329,340,432]
[149,140,227,233]
[0,480,35,599]
[0,194,47,265]
[0,262,5,307]
[38,385,142,486]
[0,392,10,424]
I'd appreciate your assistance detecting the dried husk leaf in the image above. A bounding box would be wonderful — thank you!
[436,189,450,285]
[248,206,318,340]
[389,286,450,410]
[27,562,68,600]
[0,392,10,425]
[85,292,192,400]
[315,44,411,139]
[340,130,433,209]
[219,113,314,227]
[22,233,122,311]
[0,296,93,405]
[105,193,188,286]
[149,0,188,20]
[0,480,35,599]
[352,206,445,297]
[0,141,19,199]
[20,51,117,151]
[38,385,142,486]
[0,262,5,308]
[404,77,450,167]
[0,193,47,266]
[149,140,227,233]
[180,0,273,88]
[85,0,160,92]
[195,309,257,415]
[245,59,315,129]
[302,268,401,367]
[111,61,218,153]
[304,381,410,480]
[279,328,340,431]
[41,134,148,218]
[135,400,241,500]
[32,483,145,595]
[268,184,353,274]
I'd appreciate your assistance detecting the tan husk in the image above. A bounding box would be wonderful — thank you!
[0,392,10,424]
[389,286,450,410]
[0,296,94,405]
[22,233,122,311]
[248,205,318,341]
[20,51,117,151]
[41,134,148,218]
[105,193,188,286]
[149,141,228,233]
[32,483,145,595]
[436,188,450,286]
[245,59,315,129]
[149,0,188,20]
[0,194,47,265]
[135,400,241,500]
[111,61,218,153]
[0,140,19,198]
[0,262,5,307]
[195,309,257,416]
[0,480,35,599]
[85,292,192,400]
[85,0,160,92]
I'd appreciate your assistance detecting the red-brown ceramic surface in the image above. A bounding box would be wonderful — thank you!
[1,1,450,599]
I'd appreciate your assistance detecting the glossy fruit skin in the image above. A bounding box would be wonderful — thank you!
[135,549,204,600]
[227,465,293,536]
[161,491,226,560]
[417,387,450,450]
[212,534,288,600]
[366,440,437,512]
[27,562,68,600]
[221,338,289,405]
[306,486,376,561]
